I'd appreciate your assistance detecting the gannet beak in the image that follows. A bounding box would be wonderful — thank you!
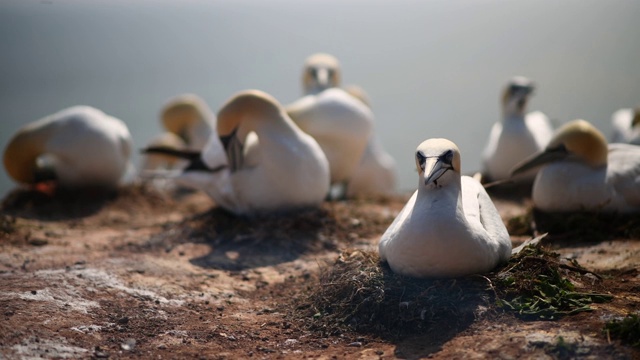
[510,146,568,176]
[424,157,449,185]
[316,68,330,87]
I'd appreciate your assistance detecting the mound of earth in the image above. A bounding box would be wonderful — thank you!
[0,186,638,359]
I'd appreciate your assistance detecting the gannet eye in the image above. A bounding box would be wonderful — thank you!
[440,150,454,165]
[416,151,426,170]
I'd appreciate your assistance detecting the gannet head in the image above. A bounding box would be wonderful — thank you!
[511,119,608,176]
[344,84,371,108]
[302,53,341,94]
[501,76,535,117]
[217,90,284,137]
[161,94,212,143]
[3,121,51,184]
[415,138,461,189]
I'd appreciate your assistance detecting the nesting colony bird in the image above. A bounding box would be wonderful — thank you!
[145,90,330,215]
[160,94,216,151]
[481,76,553,182]
[3,106,134,189]
[343,84,397,198]
[511,119,640,212]
[286,53,373,197]
[610,107,640,145]
[379,138,512,278]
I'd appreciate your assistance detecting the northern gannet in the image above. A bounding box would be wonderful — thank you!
[3,106,134,189]
[343,85,397,198]
[286,54,373,196]
[379,138,512,278]
[511,119,640,212]
[146,90,330,215]
[161,94,216,151]
[610,107,640,145]
[481,76,553,182]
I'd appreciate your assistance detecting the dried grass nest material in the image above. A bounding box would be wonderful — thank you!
[300,244,612,339]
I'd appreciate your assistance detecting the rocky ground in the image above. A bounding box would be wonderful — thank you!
[0,185,638,359]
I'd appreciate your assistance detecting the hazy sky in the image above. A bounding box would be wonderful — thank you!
[1,0,639,195]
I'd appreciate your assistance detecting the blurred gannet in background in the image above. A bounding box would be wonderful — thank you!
[610,107,640,145]
[145,90,330,215]
[379,139,512,278]
[343,85,397,198]
[511,119,640,212]
[161,94,216,151]
[3,106,134,189]
[286,53,373,198]
[481,76,553,182]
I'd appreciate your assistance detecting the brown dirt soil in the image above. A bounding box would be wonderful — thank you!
[0,185,639,359]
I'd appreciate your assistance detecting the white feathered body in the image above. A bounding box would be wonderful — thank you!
[532,144,640,212]
[611,108,640,145]
[482,111,553,181]
[25,106,133,186]
[379,176,511,278]
[287,88,373,184]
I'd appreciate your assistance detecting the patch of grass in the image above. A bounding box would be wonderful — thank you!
[494,245,613,320]
[605,314,640,348]
[299,243,613,339]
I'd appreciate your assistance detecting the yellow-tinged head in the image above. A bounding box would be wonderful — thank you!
[161,94,210,139]
[415,138,461,188]
[302,53,341,94]
[501,76,535,117]
[511,119,608,176]
[217,90,285,137]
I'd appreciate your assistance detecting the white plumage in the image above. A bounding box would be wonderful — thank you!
[482,76,553,182]
[379,138,512,278]
[174,90,330,215]
[343,84,396,198]
[286,54,373,190]
[610,107,640,145]
[3,105,134,188]
[512,119,640,213]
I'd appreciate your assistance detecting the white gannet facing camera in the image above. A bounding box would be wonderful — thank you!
[379,138,512,278]
[147,90,330,215]
[511,119,640,213]
[610,107,640,145]
[3,106,134,189]
[161,94,216,151]
[481,76,553,182]
[287,53,373,197]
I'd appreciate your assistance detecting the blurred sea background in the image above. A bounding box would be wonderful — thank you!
[1,0,639,197]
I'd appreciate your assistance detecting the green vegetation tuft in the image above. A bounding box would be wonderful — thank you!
[605,314,640,348]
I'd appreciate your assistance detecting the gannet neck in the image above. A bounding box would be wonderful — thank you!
[217,90,294,140]
[302,53,341,95]
[549,119,608,167]
[3,119,53,183]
